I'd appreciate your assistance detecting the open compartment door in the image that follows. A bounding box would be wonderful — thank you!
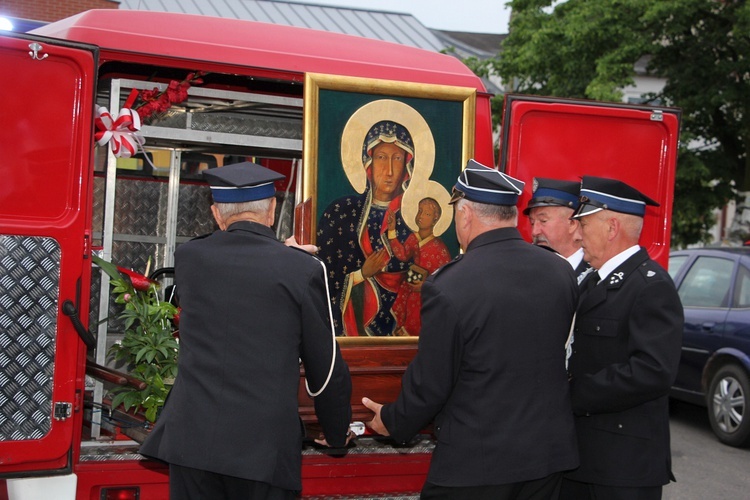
[0,33,97,476]
[500,94,681,268]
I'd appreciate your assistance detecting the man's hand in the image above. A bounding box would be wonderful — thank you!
[285,236,319,254]
[362,397,390,436]
[314,430,355,448]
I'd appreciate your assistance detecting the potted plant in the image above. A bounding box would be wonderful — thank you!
[92,255,179,423]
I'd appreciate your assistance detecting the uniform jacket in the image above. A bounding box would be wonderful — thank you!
[140,221,352,491]
[567,248,683,487]
[381,227,580,486]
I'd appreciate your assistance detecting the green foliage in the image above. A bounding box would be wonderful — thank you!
[671,147,730,249]
[487,0,750,246]
[93,255,178,422]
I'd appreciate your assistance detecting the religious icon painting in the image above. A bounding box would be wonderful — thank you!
[300,73,476,341]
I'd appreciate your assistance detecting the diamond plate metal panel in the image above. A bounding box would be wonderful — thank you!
[177,183,215,238]
[152,109,302,140]
[191,112,302,140]
[79,443,148,462]
[112,241,163,278]
[114,179,168,239]
[88,268,102,334]
[92,176,215,338]
[0,235,59,441]
[92,176,105,247]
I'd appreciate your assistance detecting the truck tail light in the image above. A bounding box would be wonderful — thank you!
[101,487,140,500]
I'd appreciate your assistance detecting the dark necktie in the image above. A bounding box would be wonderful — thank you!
[578,272,598,304]
[588,273,599,289]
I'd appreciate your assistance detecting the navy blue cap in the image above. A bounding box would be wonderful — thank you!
[523,177,581,215]
[572,176,659,218]
[449,159,525,206]
[203,162,284,203]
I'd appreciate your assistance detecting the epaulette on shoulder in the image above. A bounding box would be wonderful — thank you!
[431,254,462,279]
[190,232,213,241]
[637,259,667,281]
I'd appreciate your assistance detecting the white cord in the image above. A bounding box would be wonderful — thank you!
[565,312,576,370]
[305,258,337,397]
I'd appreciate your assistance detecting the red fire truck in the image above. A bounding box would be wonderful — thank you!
[0,9,679,499]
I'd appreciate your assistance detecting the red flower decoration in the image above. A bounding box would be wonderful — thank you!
[116,266,158,292]
[172,308,181,327]
[135,72,205,122]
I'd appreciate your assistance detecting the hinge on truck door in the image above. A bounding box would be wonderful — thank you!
[650,110,663,121]
[54,402,73,421]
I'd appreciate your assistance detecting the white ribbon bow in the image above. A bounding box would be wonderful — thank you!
[94,105,144,158]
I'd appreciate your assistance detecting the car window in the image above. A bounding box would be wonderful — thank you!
[668,255,689,280]
[678,256,734,308]
[734,265,750,308]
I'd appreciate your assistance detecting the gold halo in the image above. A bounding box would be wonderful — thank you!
[340,99,435,193]
[401,180,453,237]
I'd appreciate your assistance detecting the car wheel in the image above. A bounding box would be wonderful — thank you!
[707,364,750,447]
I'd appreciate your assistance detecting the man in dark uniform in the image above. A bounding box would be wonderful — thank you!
[524,177,593,284]
[363,160,579,499]
[524,177,594,365]
[140,162,352,500]
[560,176,683,500]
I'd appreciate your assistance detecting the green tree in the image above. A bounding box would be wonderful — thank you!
[491,0,749,247]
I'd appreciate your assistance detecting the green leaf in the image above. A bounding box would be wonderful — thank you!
[143,350,156,364]
[156,346,169,359]
[92,255,128,284]
[122,392,142,413]
[135,346,150,364]
[111,391,128,411]
[145,405,158,423]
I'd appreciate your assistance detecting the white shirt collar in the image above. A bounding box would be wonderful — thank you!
[597,245,640,283]
[566,247,584,270]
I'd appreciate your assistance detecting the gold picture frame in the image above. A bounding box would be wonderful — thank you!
[302,73,476,344]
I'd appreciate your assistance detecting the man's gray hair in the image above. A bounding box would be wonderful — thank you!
[460,199,517,222]
[214,197,274,219]
[617,212,644,240]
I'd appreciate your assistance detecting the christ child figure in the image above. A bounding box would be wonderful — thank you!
[387,197,451,336]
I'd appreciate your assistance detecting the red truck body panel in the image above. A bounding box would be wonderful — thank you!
[501,95,680,269]
[0,33,96,476]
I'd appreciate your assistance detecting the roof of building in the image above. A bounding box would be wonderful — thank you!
[118,0,449,52]
[433,30,505,59]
